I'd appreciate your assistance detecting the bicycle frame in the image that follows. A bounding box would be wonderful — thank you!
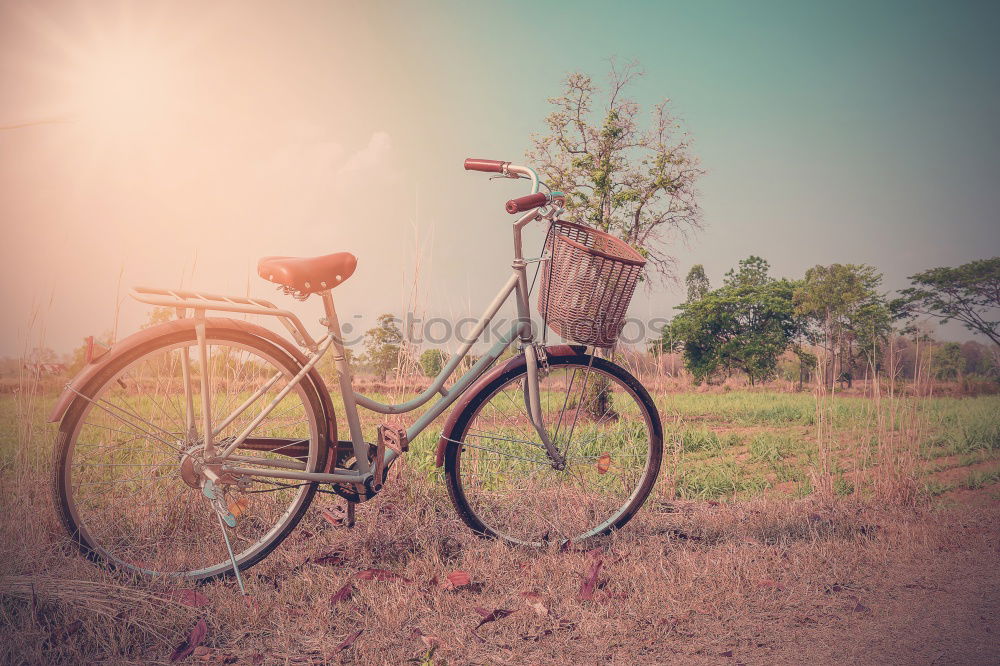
[130,164,564,488]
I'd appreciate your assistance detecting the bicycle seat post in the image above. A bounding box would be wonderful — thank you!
[319,290,372,477]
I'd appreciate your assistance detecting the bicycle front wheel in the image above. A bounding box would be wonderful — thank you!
[444,353,662,546]
[53,328,328,582]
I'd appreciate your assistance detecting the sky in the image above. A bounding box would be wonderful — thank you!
[1,0,998,357]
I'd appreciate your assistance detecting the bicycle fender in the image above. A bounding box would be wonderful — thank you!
[47,318,338,467]
[434,344,585,467]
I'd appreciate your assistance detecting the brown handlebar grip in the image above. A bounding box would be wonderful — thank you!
[505,192,549,214]
[464,158,507,173]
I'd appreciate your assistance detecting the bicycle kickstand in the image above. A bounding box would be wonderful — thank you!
[345,500,356,528]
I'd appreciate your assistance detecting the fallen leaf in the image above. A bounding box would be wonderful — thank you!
[227,496,249,518]
[520,590,548,616]
[579,554,604,601]
[336,629,363,651]
[321,509,344,527]
[356,568,408,582]
[170,618,208,662]
[474,607,516,629]
[596,452,611,474]
[442,571,471,590]
[720,649,734,657]
[313,551,347,566]
[853,602,870,613]
[598,590,629,602]
[411,627,442,649]
[330,583,352,605]
[193,645,210,658]
[167,589,211,608]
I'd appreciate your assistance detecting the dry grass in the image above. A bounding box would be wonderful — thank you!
[2,364,998,663]
[3,457,996,664]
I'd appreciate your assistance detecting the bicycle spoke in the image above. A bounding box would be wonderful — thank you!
[451,361,659,545]
[60,333,324,581]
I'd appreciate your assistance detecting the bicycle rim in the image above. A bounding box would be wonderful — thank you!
[56,331,324,581]
[446,357,661,546]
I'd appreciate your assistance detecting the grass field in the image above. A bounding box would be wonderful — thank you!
[1,384,998,664]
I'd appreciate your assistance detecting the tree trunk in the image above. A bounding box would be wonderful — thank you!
[583,349,619,421]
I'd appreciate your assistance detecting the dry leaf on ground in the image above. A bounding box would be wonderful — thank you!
[170,618,208,662]
[411,627,442,649]
[312,551,347,566]
[520,590,548,616]
[441,570,471,590]
[474,607,516,629]
[330,583,352,606]
[336,629,363,651]
[166,589,210,608]
[579,554,604,601]
[320,509,344,527]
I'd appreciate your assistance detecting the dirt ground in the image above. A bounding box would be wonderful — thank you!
[734,495,999,666]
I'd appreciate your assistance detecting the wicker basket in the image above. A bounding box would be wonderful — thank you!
[538,221,646,348]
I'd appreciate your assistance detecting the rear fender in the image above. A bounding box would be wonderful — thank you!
[49,317,338,469]
[434,344,585,467]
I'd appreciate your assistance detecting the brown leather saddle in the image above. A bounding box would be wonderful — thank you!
[257,252,357,295]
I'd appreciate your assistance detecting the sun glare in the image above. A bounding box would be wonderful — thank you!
[73,45,175,131]
[67,40,184,154]
[15,3,192,157]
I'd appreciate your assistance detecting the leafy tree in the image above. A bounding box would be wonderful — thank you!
[794,264,891,387]
[527,61,704,279]
[419,348,448,378]
[685,264,710,302]
[896,257,999,347]
[960,340,998,378]
[67,332,114,374]
[362,314,403,381]
[669,257,802,385]
[317,345,354,381]
[932,342,964,381]
[141,307,174,329]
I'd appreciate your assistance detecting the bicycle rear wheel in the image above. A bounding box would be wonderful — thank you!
[443,353,662,546]
[53,328,328,582]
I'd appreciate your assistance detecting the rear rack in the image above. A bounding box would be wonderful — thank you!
[130,286,317,349]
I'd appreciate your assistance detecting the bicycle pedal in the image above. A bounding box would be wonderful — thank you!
[377,424,408,454]
[371,425,406,492]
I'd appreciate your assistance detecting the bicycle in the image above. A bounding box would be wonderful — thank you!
[49,158,663,585]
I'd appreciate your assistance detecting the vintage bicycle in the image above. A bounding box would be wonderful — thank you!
[49,159,663,586]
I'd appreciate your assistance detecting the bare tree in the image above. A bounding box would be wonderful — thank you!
[527,61,704,280]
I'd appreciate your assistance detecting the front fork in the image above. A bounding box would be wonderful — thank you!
[513,252,564,467]
[523,343,564,467]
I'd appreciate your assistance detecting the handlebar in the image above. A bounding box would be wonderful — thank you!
[465,157,546,214]
[464,158,508,173]
[505,193,548,214]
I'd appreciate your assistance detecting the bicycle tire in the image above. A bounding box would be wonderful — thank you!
[53,328,328,582]
[443,353,662,546]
